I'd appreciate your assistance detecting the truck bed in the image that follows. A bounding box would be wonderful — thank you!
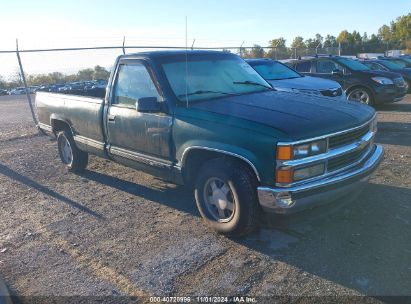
[36,92,105,153]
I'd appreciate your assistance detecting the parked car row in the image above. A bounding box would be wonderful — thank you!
[0,79,108,98]
[357,57,411,93]
[282,55,408,106]
[4,55,409,109]
[38,79,108,97]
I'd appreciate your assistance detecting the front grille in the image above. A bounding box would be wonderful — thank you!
[394,77,406,88]
[320,88,342,97]
[328,143,370,172]
[328,123,370,149]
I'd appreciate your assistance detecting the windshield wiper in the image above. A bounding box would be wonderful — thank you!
[177,90,238,97]
[267,76,301,80]
[233,80,275,91]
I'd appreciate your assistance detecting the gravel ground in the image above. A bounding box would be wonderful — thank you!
[0,95,410,303]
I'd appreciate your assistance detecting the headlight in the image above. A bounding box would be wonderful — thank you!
[372,77,393,85]
[277,140,327,160]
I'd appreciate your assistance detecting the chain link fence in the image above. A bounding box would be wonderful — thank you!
[237,46,341,60]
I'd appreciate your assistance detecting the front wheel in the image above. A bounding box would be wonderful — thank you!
[347,87,374,106]
[194,158,259,236]
[406,80,411,94]
[57,130,88,173]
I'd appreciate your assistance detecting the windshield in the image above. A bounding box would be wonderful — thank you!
[379,60,403,69]
[248,61,301,80]
[336,57,370,71]
[389,58,411,68]
[162,56,271,102]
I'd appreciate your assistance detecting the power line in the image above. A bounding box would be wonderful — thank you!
[0,45,281,54]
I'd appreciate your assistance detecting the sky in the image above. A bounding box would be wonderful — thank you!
[0,0,410,78]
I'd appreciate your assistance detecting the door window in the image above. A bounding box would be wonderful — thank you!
[316,60,343,74]
[371,63,387,71]
[113,63,160,107]
[295,61,311,73]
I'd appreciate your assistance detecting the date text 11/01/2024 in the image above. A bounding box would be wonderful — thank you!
[149,296,257,302]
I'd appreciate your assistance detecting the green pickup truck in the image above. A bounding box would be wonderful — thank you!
[36,51,384,235]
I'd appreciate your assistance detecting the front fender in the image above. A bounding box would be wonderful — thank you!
[177,140,262,182]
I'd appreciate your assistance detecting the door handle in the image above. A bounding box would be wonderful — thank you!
[108,114,116,123]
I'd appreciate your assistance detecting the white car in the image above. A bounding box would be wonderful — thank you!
[246,59,346,100]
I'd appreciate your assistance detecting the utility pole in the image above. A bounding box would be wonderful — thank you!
[15,39,38,126]
[316,42,322,55]
[239,41,245,57]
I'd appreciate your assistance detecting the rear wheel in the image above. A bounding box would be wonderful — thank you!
[347,87,374,106]
[57,130,88,173]
[194,158,259,236]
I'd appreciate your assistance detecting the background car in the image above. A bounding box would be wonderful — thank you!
[286,55,407,106]
[48,84,66,92]
[246,59,345,100]
[8,88,27,95]
[358,59,411,92]
[0,89,8,96]
[380,57,411,68]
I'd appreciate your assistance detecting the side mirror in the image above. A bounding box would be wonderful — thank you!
[332,69,343,76]
[136,97,161,113]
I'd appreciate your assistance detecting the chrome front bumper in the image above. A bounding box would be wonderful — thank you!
[257,144,384,214]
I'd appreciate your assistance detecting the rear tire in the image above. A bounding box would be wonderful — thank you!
[194,158,259,236]
[57,130,88,173]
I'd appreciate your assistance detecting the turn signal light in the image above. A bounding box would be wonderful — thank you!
[277,146,293,160]
[276,168,293,184]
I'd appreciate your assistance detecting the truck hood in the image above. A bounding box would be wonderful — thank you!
[268,75,340,90]
[190,90,375,140]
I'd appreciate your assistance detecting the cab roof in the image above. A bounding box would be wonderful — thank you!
[120,50,236,60]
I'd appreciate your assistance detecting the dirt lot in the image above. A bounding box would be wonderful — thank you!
[0,94,410,303]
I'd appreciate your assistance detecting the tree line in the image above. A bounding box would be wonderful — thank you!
[0,65,111,90]
[242,13,411,59]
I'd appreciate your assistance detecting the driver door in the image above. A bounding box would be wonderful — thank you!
[106,60,173,170]
[315,59,346,87]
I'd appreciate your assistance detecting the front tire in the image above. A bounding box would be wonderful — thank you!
[57,130,88,173]
[194,158,259,236]
[406,80,411,94]
[347,87,374,106]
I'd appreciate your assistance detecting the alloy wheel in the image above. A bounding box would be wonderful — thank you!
[348,89,370,104]
[203,177,235,222]
[59,136,73,164]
